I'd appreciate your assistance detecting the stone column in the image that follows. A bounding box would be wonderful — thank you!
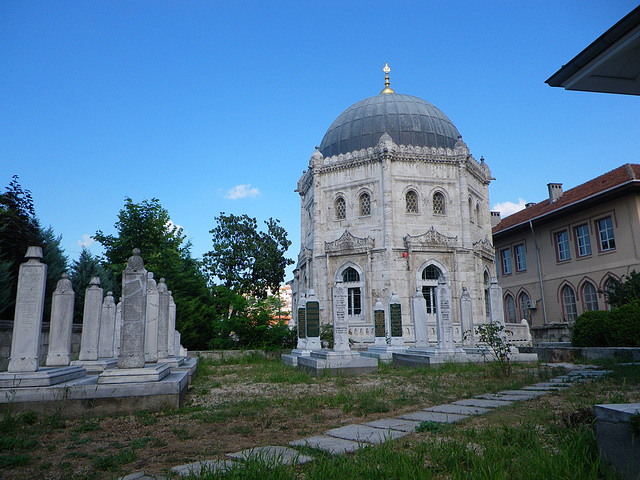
[157,278,170,360]
[460,287,474,345]
[296,295,307,349]
[489,277,505,327]
[114,297,122,356]
[412,287,429,348]
[118,249,148,369]
[167,291,176,356]
[8,246,47,372]
[144,273,159,363]
[46,273,75,367]
[78,277,103,361]
[174,331,181,357]
[305,289,321,350]
[435,277,455,353]
[98,292,117,358]
[373,298,386,346]
[389,292,404,346]
[332,280,349,352]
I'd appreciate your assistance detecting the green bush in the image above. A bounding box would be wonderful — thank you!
[571,310,610,347]
[606,301,640,347]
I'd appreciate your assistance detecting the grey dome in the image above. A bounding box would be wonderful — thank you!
[319,93,460,157]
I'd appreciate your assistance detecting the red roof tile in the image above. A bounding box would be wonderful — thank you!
[492,163,640,234]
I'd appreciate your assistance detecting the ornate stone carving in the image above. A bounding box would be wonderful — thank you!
[325,230,374,254]
[473,236,495,259]
[404,226,458,248]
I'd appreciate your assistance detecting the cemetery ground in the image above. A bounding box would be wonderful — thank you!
[1,354,638,479]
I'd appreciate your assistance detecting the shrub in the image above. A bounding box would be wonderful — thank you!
[606,301,640,347]
[571,310,610,347]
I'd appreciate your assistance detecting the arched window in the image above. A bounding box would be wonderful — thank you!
[582,282,599,312]
[476,204,480,225]
[421,265,441,315]
[342,267,362,316]
[519,292,530,323]
[335,197,346,220]
[359,193,371,216]
[504,294,517,323]
[433,192,445,215]
[469,198,474,223]
[562,286,578,322]
[406,190,418,213]
[603,277,615,310]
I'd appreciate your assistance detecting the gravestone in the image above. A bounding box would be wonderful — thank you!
[389,292,404,346]
[144,273,159,363]
[305,290,321,350]
[373,298,386,346]
[114,297,122,356]
[435,277,455,353]
[460,287,474,345]
[412,287,429,348]
[167,291,176,356]
[489,277,505,327]
[78,277,103,361]
[157,278,170,360]
[46,273,75,367]
[8,247,47,372]
[117,249,148,369]
[296,295,307,349]
[332,280,349,352]
[98,292,117,358]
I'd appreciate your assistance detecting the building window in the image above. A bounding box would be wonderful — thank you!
[359,193,371,216]
[562,286,577,322]
[406,190,418,213]
[514,244,526,272]
[575,224,592,257]
[500,248,512,275]
[582,282,599,311]
[603,277,615,311]
[476,204,480,226]
[335,197,346,220]
[504,294,517,323]
[433,192,445,215]
[484,272,490,318]
[469,198,473,223]
[556,230,570,262]
[342,267,362,316]
[421,265,442,315]
[596,217,616,251]
[519,292,530,323]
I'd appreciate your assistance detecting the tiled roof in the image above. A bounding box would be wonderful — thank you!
[492,163,640,234]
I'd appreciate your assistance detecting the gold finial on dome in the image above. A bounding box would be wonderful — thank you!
[380,62,395,94]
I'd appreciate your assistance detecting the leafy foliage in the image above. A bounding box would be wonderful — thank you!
[69,248,116,323]
[606,301,640,347]
[604,270,640,309]
[203,213,293,299]
[475,322,513,377]
[571,310,610,347]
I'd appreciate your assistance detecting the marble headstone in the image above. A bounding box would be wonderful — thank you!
[389,292,404,346]
[460,287,474,345]
[296,295,307,349]
[8,246,47,372]
[373,298,386,346]
[144,272,159,363]
[46,273,75,367]
[157,278,170,360]
[305,289,321,350]
[168,291,176,356]
[412,287,429,348]
[78,277,103,361]
[118,249,148,369]
[489,277,505,327]
[435,277,455,353]
[114,297,122,356]
[98,292,117,358]
[332,280,349,352]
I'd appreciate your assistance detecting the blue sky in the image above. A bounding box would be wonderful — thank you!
[1,1,639,281]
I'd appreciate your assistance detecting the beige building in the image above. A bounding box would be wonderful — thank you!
[491,164,640,336]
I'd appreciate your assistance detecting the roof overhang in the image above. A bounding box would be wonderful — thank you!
[546,6,640,96]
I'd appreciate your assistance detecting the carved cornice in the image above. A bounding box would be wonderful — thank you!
[404,226,458,249]
[325,230,374,255]
[473,236,496,260]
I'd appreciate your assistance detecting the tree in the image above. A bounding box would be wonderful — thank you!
[203,213,293,300]
[604,270,640,309]
[39,226,69,320]
[69,248,116,323]
[94,197,216,349]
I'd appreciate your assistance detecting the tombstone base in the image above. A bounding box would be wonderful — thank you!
[98,363,171,384]
[170,357,199,385]
[361,345,406,363]
[281,349,312,367]
[393,348,469,367]
[72,358,119,374]
[0,366,86,388]
[159,356,185,368]
[298,350,378,376]
[462,346,538,363]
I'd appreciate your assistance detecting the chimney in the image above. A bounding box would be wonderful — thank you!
[490,211,501,228]
[525,202,535,208]
[547,183,563,203]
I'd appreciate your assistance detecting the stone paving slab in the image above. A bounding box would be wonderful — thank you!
[522,383,571,390]
[453,398,513,408]
[290,435,363,454]
[227,446,314,465]
[362,418,422,432]
[398,410,468,423]
[476,393,541,402]
[171,460,236,477]
[424,403,492,416]
[120,473,167,480]
[497,390,549,397]
[325,424,410,444]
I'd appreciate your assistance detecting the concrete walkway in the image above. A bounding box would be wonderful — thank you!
[120,364,611,479]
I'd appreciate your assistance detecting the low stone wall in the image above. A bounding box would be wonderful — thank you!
[519,344,640,363]
[531,323,572,344]
[0,319,82,371]
[189,350,283,361]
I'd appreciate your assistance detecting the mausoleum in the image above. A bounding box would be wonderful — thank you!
[291,65,496,345]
